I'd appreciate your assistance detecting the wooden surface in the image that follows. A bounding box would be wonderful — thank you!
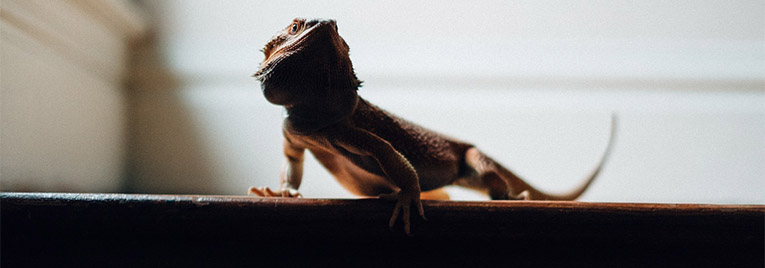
[2,192,763,267]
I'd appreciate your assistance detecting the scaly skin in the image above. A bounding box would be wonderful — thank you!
[250,18,616,235]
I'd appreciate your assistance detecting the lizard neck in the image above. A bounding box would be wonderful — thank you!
[283,90,359,135]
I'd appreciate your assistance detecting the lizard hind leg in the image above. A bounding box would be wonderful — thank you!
[463,147,529,200]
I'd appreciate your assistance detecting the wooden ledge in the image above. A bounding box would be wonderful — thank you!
[2,192,763,267]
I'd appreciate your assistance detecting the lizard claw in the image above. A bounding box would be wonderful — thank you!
[248,186,302,198]
[381,190,426,235]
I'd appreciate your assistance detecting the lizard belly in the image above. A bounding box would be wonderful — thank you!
[309,147,398,196]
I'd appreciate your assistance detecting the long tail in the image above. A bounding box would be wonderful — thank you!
[501,115,618,201]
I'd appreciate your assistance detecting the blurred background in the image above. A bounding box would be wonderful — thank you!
[1,0,763,203]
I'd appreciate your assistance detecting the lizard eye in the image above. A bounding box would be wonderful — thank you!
[289,23,299,34]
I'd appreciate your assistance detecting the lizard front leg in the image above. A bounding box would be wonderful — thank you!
[334,127,425,235]
[249,138,305,197]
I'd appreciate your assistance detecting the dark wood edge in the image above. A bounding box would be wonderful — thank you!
[3,192,763,211]
[2,192,763,267]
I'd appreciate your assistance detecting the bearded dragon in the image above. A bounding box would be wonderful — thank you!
[250,18,616,235]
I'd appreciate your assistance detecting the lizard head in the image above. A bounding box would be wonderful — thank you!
[254,18,361,108]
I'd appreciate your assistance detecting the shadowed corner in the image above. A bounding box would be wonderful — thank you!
[121,31,221,195]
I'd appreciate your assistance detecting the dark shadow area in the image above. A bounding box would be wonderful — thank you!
[2,193,763,267]
[122,32,220,194]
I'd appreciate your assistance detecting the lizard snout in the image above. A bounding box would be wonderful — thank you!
[305,19,337,30]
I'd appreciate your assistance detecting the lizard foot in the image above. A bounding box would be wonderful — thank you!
[508,190,531,200]
[379,190,426,235]
[248,186,302,198]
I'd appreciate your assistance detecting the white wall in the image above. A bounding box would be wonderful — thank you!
[1,0,145,192]
[129,0,764,204]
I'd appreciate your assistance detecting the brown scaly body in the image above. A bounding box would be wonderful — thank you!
[250,18,616,234]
